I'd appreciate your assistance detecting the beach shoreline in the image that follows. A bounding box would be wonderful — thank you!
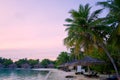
[33,68,99,80]
[33,68,74,80]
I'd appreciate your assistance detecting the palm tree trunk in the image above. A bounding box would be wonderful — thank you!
[100,44,119,80]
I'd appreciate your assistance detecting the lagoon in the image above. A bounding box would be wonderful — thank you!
[0,69,48,80]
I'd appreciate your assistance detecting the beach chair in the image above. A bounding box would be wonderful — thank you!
[84,71,99,78]
[106,75,118,80]
[65,75,76,80]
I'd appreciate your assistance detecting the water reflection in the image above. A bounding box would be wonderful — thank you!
[0,69,48,80]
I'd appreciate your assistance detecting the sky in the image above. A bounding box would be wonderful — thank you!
[0,0,106,61]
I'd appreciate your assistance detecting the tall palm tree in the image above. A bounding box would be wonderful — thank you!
[64,4,108,56]
[64,3,119,79]
[97,0,120,79]
[64,4,104,54]
[97,0,120,48]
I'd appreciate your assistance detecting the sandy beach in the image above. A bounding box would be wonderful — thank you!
[33,68,70,80]
[33,68,100,80]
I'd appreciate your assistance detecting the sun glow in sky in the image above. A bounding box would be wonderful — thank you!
[0,0,105,61]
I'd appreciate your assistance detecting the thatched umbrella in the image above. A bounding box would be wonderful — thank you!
[58,64,65,68]
[68,60,79,66]
[78,56,105,73]
[70,56,105,73]
[58,64,65,71]
[64,62,71,67]
[78,56,105,65]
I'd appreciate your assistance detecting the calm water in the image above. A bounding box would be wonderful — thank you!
[0,69,48,80]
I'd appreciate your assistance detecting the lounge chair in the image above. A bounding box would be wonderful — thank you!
[75,72,83,75]
[106,76,118,80]
[65,75,76,80]
[84,72,99,78]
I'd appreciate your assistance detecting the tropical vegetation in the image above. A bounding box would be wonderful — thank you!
[0,57,55,69]
[0,0,119,79]
[64,0,120,79]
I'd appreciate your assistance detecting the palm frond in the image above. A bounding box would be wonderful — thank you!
[65,18,73,23]
[69,10,80,19]
[79,4,91,20]
[88,9,103,22]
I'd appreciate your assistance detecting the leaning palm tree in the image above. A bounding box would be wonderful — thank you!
[64,3,119,79]
[97,0,120,79]
[97,0,120,48]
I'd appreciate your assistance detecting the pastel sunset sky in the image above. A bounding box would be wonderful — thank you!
[0,0,105,61]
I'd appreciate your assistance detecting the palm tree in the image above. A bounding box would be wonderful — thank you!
[64,4,107,56]
[64,3,119,79]
[64,4,104,54]
[97,0,120,79]
[97,0,120,48]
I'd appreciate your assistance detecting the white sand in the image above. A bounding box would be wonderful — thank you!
[33,68,75,80]
[74,75,99,80]
[33,68,99,80]
[33,68,71,80]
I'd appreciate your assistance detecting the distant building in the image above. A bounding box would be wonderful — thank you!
[21,63,31,69]
[33,64,43,68]
[47,63,54,68]
[0,63,4,69]
[8,64,17,69]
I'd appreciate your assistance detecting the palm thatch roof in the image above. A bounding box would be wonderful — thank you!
[69,56,105,66]
[78,56,105,66]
